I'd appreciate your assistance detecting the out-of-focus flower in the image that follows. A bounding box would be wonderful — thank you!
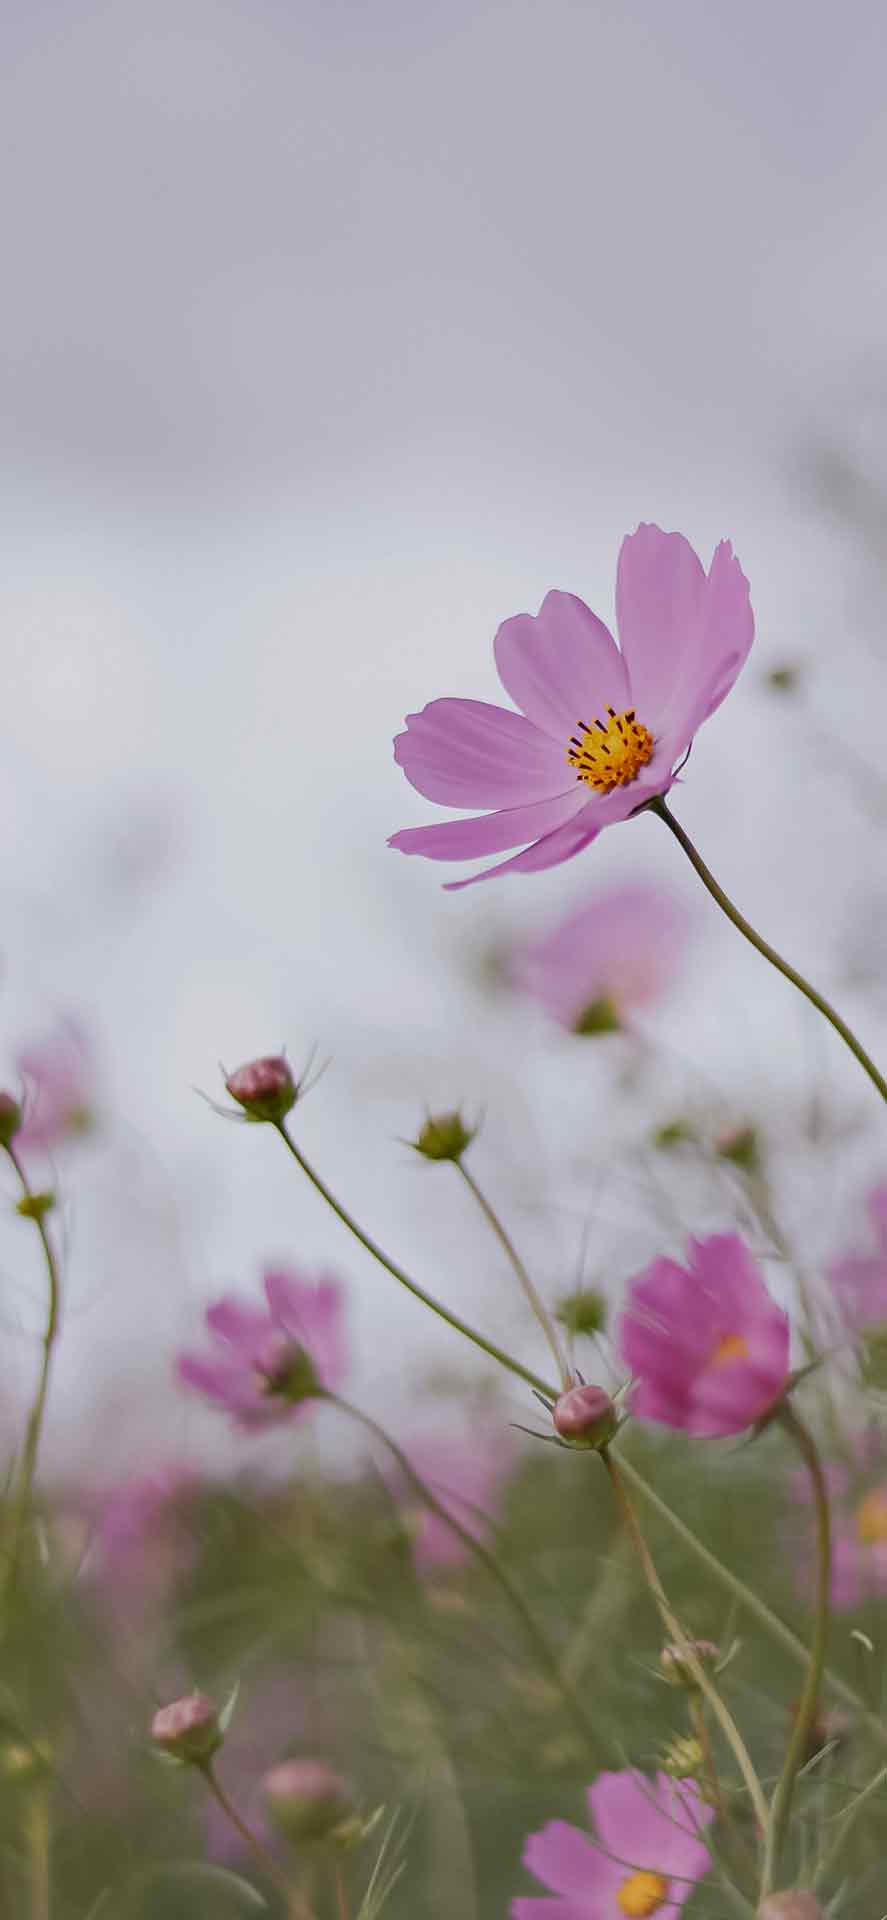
[0,1093,21,1147]
[390,525,753,889]
[177,1268,346,1429]
[225,1055,298,1124]
[659,1641,720,1690]
[15,1017,96,1151]
[262,1760,353,1843]
[511,1769,713,1917]
[205,1671,311,1865]
[619,1234,790,1437]
[552,1382,617,1450]
[151,1692,221,1765]
[94,1466,197,1620]
[788,1430,887,1613]
[555,1286,608,1339]
[385,1428,514,1572]
[510,883,690,1034]
[412,1110,475,1162]
[829,1180,887,1332]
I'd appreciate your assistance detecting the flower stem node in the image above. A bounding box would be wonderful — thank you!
[552,1382,618,1449]
[16,1190,55,1222]
[0,1095,21,1147]
[572,995,621,1036]
[224,1055,297,1123]
[556,1287,608,1338]
[717,1125,761,1176]
[412,1111,475,1163]
[659,1640,720,1690]
[150,1692,222,1766]
[262,1760,354,1845]
[257,1336,321,1405]
[757,1896,823,1920]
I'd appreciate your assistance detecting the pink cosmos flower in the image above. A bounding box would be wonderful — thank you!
[510,882,690,1033]
[15,1016,96,1150]
[829,1181,887,1332]
[619,1233,790,1437]
[387,1427,514,1572]
[93,1465,197,1624]
[177,1267,346,1429]
[390,525,753,888]
[790,1432,887,1612]
[512,1769,713,1918]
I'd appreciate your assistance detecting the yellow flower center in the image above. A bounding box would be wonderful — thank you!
[711,1333,748,1368]
[617,1870,670,1916]
[567,708,654,794]
[857,1490,887,1544]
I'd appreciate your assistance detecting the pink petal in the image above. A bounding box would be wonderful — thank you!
[510,1903,591,1919]
[494,590,629,743]
[393,699,568,807]
[390,789,588,863]
[264,1270,347,1391]
[442,794,632,891]
[204,1297,272,1356]
[522,1821,607,1899]
[615,527,706,729]
[589,1772,712,1880]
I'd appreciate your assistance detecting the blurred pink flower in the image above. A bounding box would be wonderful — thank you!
[390,525,753,889]
[790,1432,887,1612]
[510,882,690,1032]
[512,1769,713,1917]
[388,1428,514,1572]
[15,1016,96,1150]
[205,1670,312,1864]
[619,1234,790,1437]
[177,1268,346,1429]
[94,1466,197,1619]
[829,1181,887,1332]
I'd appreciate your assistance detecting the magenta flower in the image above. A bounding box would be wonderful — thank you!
[387,1428,514,1572]
[829,1181,887,1332]
[390,525,753,888]
[510,882,690,1033]
[93,1465,197,1622]
[790,1433,887,1612]
[512,1769,713,1918]
[177,1267,347,1428]
[619,1234,790,1437]
[15,1016,95,1150]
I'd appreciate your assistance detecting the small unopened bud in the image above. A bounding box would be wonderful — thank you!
[16,1190,55,1222]
[572,995,621,1036]
[0,1095,21,1147]
[225,1055,297,1123]
[552,1383,617,1450]
[765,663,802,696]
[150,1692,221,1765]
[717,1126,761,1175]
[660,1640,720,1689]
[413,1111,474,1163]
[661,1734,704,1779]
[263,1760,353,1843]
[652,1119,695,1150]
[757,1896,823,1920]
[257,1335,320,1405]
[555,1287,608,1338]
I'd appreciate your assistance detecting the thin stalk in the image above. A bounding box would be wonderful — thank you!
[26,1780,50,1920]
[812,1760,887,1891]
[650,796,887,1107]
[333,1861,349,1920]
[760,1406,832,1898]
[603,1451,768,1839]
[5,1145,61,1598]
[199,1761,314,1917]
[326,1392,597,1752]
[454,1161,569,1389]
[689,1696,726,1824]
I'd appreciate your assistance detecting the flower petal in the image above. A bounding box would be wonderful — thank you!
[393,699,568,807]
[442,803,605,890]
[390,789,588,863]
[205,1297,273,1357]
[510,1903,592,1919]
[494,591,629,742]
[616,526,752,747]
[589,1772,712,1880]
[522,1821,607,1899]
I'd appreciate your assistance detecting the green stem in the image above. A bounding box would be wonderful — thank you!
[275,1122,554,1397]
[5,1147,61,1599]
[199,1761,314,1915]
[455,1161,569,1389]
[650,795,887,1107]
[812,1759,887,1892]
[326,1392,597,1752]
[760,1406,832,1899]
[26,1779,50,1920]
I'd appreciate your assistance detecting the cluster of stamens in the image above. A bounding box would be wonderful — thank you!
[566,707,654,793]
[617,1870,670,1917]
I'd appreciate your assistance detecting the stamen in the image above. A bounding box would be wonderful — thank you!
[566,708,654,794]
[711,1333,748,1368]
[617,1871,670,1917]
[857,1490,887,1545]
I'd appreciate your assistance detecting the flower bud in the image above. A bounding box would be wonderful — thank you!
[716,1126,761,1175]
[659,1640,720,1689]
[652,1119,695,1150]
[150,1692,221,1765]
[412,1111,474,1163]
[225,1055,297,1123]
[757,1896,823,1920]
[16,1190,55,1221]
[0,1094,21,1147]
[555,1287,608,1338]
[572,994,621,1036]
[262,1759,353,1843]
[660,1734,704,1779]
[552,1383,617,1450]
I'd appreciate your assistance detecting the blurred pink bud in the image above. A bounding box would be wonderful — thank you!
[225,1055,297,1123]
[16,1018,95,1151]
[150,1692,221,1764]
[552,1383,617,1449]
[660,1640,720,1689]
[757,1897,823,1920]
[262,1759,353,1842]
[0,1094,21,1147]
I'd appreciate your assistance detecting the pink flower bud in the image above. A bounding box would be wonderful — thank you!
[150,1692,221,1764]
[757,1897,823,1920]
[660,1640,720,1689]
[262,1759,353,1842]
[0,1094,21,1147]
[552,1383,617,1449]
[225,1055,297,1123]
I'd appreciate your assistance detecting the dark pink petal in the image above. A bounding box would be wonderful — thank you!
[393,699,567,807]
[390,790,588,863]
[589,1771,713,1881]
[522,1820,608,1899]
[494,590,629,742]
[510,1903,590,1919]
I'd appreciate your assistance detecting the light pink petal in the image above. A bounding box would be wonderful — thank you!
[176,1351,262,1417]
[512,883,690,1027]
[264,1271,347,1391]
[205,1297,272,1357]
[522,1821,610,1899]
[390,789,587,864]
[511,1902,592,1920]
[589,1772,712,1880]
[393,699,567,807]
[494,591,629,742]
[442,792,641,891]
[616,528,753,749]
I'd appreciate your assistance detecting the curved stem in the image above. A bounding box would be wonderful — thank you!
[455,1162,569,1389]
[603,1451,768,1839]
[275,1122,554,1397]
[760,1405,832,1899]
[199,1761,314,1916]
[5,1146,61,1599]
[650,796,887,1108]
[326,1391,598,1752]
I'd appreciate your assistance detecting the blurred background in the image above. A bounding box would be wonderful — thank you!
[3,0,887,1477]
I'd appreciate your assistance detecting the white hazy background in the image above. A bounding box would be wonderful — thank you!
[3,0,887,1475]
